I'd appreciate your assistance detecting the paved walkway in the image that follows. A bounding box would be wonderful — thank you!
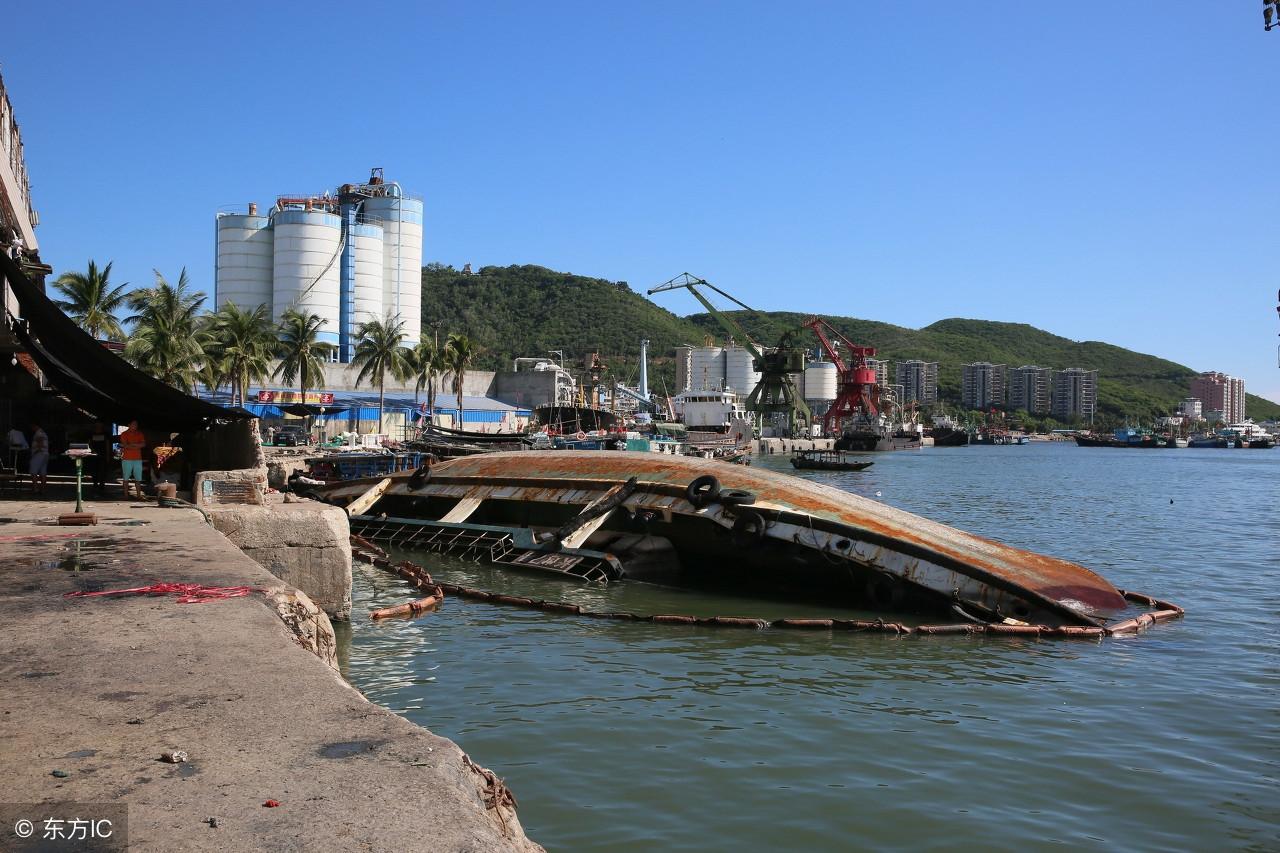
[0,488,541,852]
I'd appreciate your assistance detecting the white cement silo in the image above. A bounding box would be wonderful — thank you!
[351,221,384,330]
[214,212,274,314]
[363,193,423,345]
[723,344,760,397]
[271,208,341,346]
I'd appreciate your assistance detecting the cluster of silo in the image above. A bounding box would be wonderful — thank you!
[680,343,761,397]
[213,171,423,361]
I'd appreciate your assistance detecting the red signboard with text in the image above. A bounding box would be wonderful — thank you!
[257,390,335,405]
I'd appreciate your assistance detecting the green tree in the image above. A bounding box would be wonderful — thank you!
[124,268,207,391]
[52,259,129,341]
[444,332,479,424]
[274,310,334,437]
[206,302,276,407]
[409,340,445,422]
[352,315,411,434]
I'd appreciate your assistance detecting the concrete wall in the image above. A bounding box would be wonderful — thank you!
[313,361,495,396]
[208,498,353,620]
[492,370,558,409]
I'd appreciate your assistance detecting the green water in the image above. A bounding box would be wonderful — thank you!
[339,444,1279,850]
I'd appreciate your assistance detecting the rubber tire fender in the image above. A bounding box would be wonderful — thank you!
[685,475,721,508]
[730,509,768,547]
[716,488,756,507]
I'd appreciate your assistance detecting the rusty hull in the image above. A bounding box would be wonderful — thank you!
[321,450,1128,626]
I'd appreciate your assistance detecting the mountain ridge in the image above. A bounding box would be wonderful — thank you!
[421,263,1280,423]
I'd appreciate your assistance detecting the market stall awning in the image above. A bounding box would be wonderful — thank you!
[1,251,250,430]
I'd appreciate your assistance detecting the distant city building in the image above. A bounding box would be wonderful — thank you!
[1007,365,1052,414]
[894,360,938,405]
[1189,372,1245,424]
[1178,398,1203,420]
[1051,368,1098,421]
[962,362,1006,410]
[864,357,890,387]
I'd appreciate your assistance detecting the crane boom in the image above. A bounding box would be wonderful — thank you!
[649,273,811,435]
[647,273,764,361]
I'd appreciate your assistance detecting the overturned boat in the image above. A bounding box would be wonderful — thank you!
[314,451,1168,630]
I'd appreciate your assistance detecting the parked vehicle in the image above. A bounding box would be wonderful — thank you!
[275,427,307,447]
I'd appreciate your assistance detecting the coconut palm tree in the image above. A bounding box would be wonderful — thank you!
[206,302,276,407]
[52,260,129,341]
[274,310,334,437]
[351,315,411,434]
[409,340,445,423]
[444,332,479,425]
[124,268,208,391]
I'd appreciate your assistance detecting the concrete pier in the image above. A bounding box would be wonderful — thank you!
[752,437,835,455]
[0,492,542,852]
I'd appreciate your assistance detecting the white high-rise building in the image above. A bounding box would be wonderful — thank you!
[962,362,1006,410]
[1052,368,1098,421]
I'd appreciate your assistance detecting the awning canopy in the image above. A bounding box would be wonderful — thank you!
[1,252,250,431]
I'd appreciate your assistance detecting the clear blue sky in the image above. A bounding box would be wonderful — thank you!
[7,2,1279,401]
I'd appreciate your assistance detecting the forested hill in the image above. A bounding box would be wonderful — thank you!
[421,263,1280,423]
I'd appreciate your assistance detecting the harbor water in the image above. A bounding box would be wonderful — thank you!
[337,443,1279,850]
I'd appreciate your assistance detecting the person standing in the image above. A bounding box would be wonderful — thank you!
[28,422,49,495]
[7,424,28,473]
[88,421,113,496]
[119,420,146,499]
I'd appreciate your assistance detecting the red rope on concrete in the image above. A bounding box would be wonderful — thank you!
[64,583,261,604]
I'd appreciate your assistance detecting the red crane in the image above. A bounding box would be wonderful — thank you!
[803,316,880,436]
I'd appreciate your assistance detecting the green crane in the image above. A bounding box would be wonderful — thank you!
[648,273,810,436]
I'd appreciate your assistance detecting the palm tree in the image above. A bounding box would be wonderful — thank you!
[274,310,334,436]
[124,268,207,391]
[52,260,129,341]
[444,332,479,426]
[351,315,411,434]
[206,302,276,407]
[409,341,445,423]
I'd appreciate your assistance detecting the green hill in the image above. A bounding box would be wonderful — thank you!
[421,263,706,390]
[421,263,1280,424]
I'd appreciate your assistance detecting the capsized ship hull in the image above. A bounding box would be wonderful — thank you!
[316,450,1131,627]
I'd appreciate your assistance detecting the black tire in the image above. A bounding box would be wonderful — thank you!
[716,488,757,507]
[685,475,721,507]
[730,509,768,547]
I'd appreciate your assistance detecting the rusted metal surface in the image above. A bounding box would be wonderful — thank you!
[351,536,1180,639]
[330,450,1172,625]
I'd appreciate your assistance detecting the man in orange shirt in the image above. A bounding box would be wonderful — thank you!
[119,420,146,499]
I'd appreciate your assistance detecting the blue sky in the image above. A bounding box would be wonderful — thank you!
[7,2,1279,400]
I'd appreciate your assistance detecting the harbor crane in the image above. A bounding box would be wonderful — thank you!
[802,315,881,437]
[648,273,810,435]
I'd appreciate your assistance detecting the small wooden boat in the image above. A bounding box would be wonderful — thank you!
[790,450,874,471]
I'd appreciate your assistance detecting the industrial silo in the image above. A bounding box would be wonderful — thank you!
[351,222,384,330]
[271,208,341,346]
[214,209,273,314]
[364,193,423,346]
[804,361,839,418]
[690,346,724,391]
[722,344,760,397]
[674,346,693,392]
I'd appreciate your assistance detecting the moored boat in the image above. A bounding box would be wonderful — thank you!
[789,450,874,471]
